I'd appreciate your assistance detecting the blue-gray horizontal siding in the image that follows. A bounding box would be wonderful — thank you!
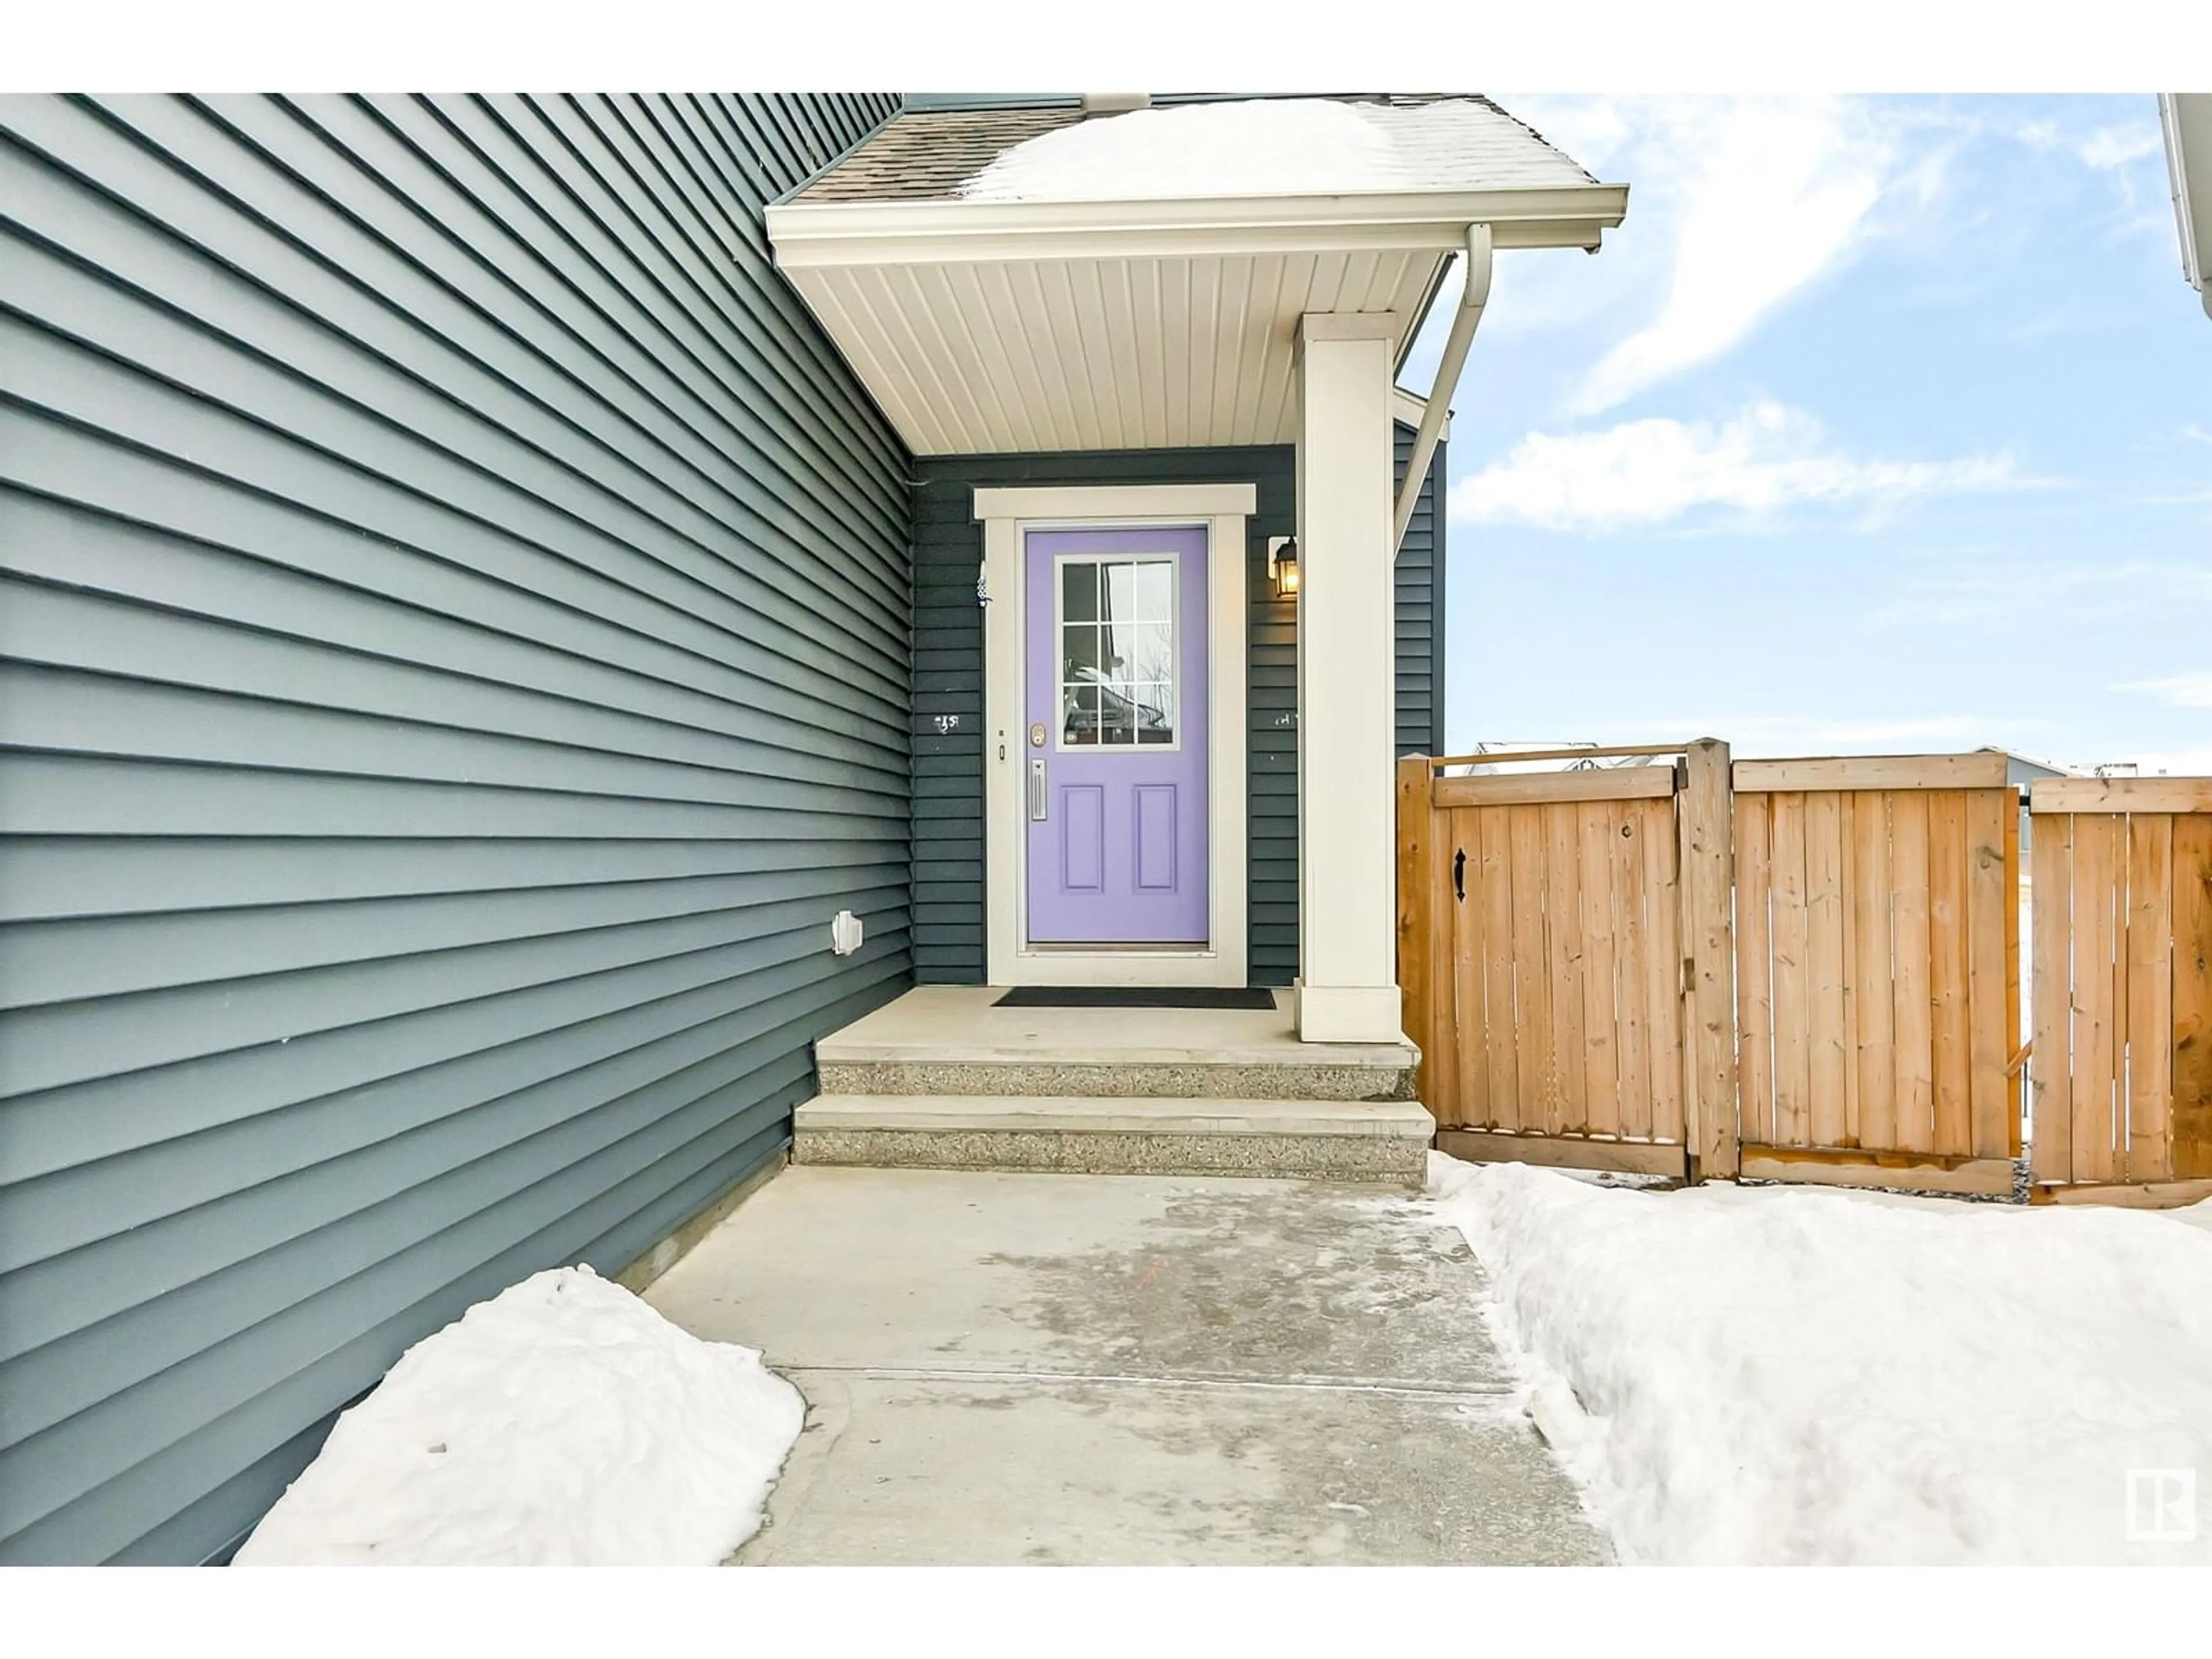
[0,92,912,1565]
[1395,425,1446,760]
[910,431,1442,987]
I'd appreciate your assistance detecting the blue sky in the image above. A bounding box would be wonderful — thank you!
[1400,94,2212,774]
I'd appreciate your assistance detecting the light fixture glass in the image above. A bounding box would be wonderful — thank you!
[1271,537,1300,598]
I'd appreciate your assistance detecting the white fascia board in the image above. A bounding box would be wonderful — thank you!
[1392,385,1449,441]
[767,183,1630,267]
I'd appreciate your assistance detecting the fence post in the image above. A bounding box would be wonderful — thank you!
[1680,738,1740,1180]
[1396,755,1435,1111]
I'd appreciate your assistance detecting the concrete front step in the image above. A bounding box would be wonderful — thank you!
[794,1094,1436,1187]
[815,1055,1418,1103]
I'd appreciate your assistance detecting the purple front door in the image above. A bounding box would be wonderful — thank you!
[1024,526,1209,945]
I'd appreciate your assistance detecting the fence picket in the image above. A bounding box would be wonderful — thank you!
[2029,811,2073,1184]
[1479,806,1520,1132]
[2126,814,2174,1182]
[1546,804,1586,1137]
[1736,793,1774,1147]
[2074,813,2123,1183]
[1852,789,1897,1151]
[1615,798,1653,1140]
[1509,804,1550,1132]
[1437,806,1476,1128]
[1581,801,1621,1137]
[2173,814,2212,1180]
[1891,791,1935,1153]
[1807,792,1849,1147]
[1770,791,1812,1147]
[1645,793,1685,1145]
[1967,789,2015,1159]
[1929,790,1973,1156]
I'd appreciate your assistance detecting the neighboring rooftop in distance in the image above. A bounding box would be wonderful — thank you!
[1977,747,2079,783]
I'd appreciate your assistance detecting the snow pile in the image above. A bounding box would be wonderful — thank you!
[237,1266,804,1566]
[959,98,1592,203]
[1430,1155,2212,1564]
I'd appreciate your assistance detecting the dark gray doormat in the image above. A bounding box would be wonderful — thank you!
[992,986,1277,1010]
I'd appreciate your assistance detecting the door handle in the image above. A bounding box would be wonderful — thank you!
[1029,759,1048,821]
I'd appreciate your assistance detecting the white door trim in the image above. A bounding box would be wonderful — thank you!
[976,483,1254,988]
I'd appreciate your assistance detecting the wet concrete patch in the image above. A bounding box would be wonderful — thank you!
[974,1185,1517,1389]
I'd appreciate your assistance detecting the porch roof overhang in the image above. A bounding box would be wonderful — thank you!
[766,101,1627,456]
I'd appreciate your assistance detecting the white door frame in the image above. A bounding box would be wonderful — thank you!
[975,483,1254,988]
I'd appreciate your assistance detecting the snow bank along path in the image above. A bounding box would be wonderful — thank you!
[237,1266,804,1565]
[1430,1156,2212,1564]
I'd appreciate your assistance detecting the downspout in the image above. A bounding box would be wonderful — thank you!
[1392,221,1493,551]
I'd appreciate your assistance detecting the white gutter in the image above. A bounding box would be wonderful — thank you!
[2160,93,2212,319]
[1393,222,1491,551]
[767,184,1627,267]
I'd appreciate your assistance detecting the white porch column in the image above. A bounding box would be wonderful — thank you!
[1294,313,1404,1044]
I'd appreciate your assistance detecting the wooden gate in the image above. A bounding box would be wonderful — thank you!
[2029,777,2212,1206]
[1732,754,2021,1195]
[1397,742,1738,1180]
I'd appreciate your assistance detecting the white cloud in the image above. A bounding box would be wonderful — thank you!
[1872,559,2210,626]
[2113,672,2212,709]
[1455,97,2169,416]
[1556,98,1904,414]
[2077,124,2164,171]
[1452,400,2035,532]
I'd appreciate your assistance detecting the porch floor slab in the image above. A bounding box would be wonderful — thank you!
[815,984,1414,1069]
[644,1165,1610,1566]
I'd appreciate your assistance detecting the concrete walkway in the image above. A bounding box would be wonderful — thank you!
[645,1166,1610,1566]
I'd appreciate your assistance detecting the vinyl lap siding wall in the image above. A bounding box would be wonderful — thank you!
[0,93,910,1565]
[910,434,1442,986]
[1395,423,1447,759]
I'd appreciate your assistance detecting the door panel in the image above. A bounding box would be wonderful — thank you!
[1025,526,1209,945]
[1134,785,1178,891]
[1059,783,1106,891]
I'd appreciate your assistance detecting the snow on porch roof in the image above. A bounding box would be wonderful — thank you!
[794,94,1599,205]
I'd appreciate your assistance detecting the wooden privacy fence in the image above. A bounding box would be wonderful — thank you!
[1400,744,2029,1196]
[1734,754,2021,1195]
[2029,777,2212,1207]
[1397,741,1737,1181]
